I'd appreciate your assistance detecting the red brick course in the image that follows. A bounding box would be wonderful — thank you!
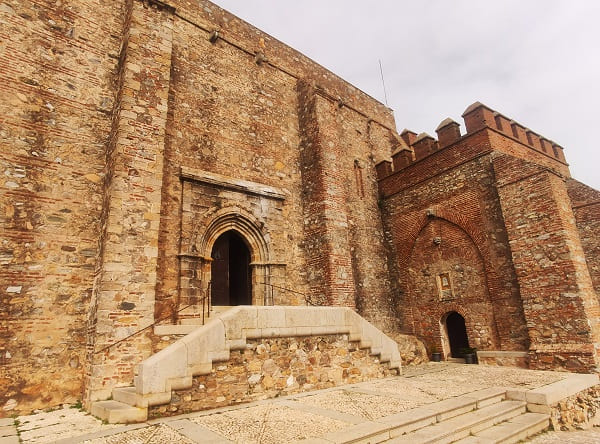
[1,0,598,417]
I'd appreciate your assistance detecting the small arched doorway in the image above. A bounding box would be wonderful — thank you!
[211,230,252,306]
[445,312,470,358]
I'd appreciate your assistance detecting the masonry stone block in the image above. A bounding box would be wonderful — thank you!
[2,0,598,417]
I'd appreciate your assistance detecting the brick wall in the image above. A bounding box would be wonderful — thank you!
[567,179,600,296]
[493,153,600,372]
[376,103,600,369]
[380,147,528,355]
[0,0,125,415]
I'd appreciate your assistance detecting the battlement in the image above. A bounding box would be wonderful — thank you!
[376,102,568,180]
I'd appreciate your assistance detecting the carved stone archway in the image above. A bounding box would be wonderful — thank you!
[178,208,274,318]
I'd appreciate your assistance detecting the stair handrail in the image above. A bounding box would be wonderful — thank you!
[94,281,212,355]
[260,282,317,306]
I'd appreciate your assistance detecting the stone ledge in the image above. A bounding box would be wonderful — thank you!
[180,166,287,200]
[476,351,528,358]
[524,373,599,406]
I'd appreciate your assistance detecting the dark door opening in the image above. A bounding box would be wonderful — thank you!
[445,312,470,358]
[210,231,251,306]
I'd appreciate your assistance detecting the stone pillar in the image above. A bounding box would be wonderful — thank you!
[494,154,600,372]
[297,80,356,308]
[86,0,174,403]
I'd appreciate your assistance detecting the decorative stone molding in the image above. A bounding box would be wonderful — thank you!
[180,166,287,201]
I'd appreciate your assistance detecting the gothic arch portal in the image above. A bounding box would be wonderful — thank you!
[194,208,273,307]
[197,208,270,264]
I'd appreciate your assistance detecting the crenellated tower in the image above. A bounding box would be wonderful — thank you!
[377,101,599,373]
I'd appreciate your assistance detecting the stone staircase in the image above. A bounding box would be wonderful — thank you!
[382,388,548,443]
[320,372,599,444]
[309,387,549,444]
[91,306,402,423]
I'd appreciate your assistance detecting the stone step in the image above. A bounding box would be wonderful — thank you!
[454,412,549,444]
[387,400,526,443]
[112,386,171,408]
[90,400,147,424]
[319,388,508,443]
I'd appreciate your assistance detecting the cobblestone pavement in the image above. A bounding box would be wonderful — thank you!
[7,363,597,443]
[526,428,600,443]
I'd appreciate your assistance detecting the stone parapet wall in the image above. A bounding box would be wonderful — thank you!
[548,385,600,431]
[149,334,396,418]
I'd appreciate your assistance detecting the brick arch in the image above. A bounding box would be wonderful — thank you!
[405,218,491,304]
[196,207,270,263]
[398,208,499,296]
[403,216,501,350]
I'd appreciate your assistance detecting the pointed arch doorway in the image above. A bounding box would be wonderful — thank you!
[444,311,470,358]
[210,230,252,306]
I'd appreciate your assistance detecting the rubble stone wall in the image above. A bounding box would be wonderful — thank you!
[148,334,397,418]
[567,179,600,297]
[549,385,600,431]
[379,142,528,356]
[0,0,126,415]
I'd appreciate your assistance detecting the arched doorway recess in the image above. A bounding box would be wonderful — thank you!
[194,208,273,307]
[445,311,470,358]
[210,230,251,306]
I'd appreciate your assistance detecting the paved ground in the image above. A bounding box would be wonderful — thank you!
[527,428,600,443]
[3,363,599,443]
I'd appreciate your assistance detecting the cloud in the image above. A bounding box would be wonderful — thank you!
[211,0,600,188]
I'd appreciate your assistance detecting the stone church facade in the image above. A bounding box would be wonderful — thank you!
[0,0,598,416]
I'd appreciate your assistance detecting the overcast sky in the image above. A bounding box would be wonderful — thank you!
[211,0,600,189]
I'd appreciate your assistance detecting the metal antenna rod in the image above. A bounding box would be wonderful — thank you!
[379,59,389,106]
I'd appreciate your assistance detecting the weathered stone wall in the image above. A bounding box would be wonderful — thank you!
[379,142,528,356]
[0,0,126,415]
[155,14,308,321]
[1,0,402,415]
[548,385,600,431]
[84,0,402,407]
[343,111,400,332]
[567,179,600,297]
[296,83,397,330]
[148,335,397,418]
[378,103,599,371]
[2,0,599,418]
[86,0,175,405]
[493,153,600,372]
